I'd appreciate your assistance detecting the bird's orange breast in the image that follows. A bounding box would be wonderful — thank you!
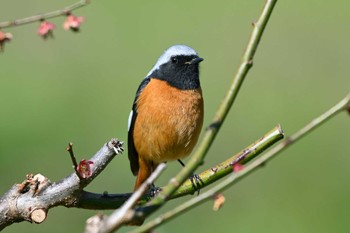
[133,78,204,163]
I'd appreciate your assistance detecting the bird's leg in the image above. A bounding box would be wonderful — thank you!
[177,159,203,195]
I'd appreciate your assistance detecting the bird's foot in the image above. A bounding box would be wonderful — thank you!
[148,184,162,197]
[189,173,203,195]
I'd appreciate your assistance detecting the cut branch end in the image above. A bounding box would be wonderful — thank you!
[30,208,47,224]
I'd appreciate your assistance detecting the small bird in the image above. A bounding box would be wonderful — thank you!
[128,45,204,191]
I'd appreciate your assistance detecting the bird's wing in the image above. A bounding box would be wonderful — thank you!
[128,77,151,176]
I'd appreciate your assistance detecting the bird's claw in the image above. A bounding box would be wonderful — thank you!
[189,173,203,195]
[148,184,162,197]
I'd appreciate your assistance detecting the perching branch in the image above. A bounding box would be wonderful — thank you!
[171,124,284,198]
[130,92,350,233]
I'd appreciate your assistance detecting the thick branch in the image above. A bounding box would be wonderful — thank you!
[0,138,123,230]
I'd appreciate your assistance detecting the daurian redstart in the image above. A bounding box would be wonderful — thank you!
[128,45,204,191]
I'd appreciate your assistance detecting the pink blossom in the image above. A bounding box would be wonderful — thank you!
[38,21,55,39]
[0,31,13,52]
[77,159,94,178]
[63,14,84,32]
[232,163,244,172]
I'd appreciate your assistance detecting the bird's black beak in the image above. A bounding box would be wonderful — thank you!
[191,57,204,64]
[185,57,204,65]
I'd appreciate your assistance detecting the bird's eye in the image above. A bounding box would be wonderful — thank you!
[171,56,178,64]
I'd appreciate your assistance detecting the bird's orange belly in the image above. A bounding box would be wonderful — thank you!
[133,79,204,163]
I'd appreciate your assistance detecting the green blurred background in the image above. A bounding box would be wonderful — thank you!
[1,0,350,232]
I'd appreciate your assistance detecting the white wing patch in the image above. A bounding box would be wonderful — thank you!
[128,110,133,131]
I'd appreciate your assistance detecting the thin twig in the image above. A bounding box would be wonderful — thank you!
[66,142,82,179]
[0,0,90,29]
[131,93,350,233]
[66,143,78,168]
[66,142,83,180]
[254,93,350,165]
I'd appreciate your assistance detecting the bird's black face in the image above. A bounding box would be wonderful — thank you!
[152,55,203,90]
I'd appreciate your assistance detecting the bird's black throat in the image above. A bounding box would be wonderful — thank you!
[149,55,201,90]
